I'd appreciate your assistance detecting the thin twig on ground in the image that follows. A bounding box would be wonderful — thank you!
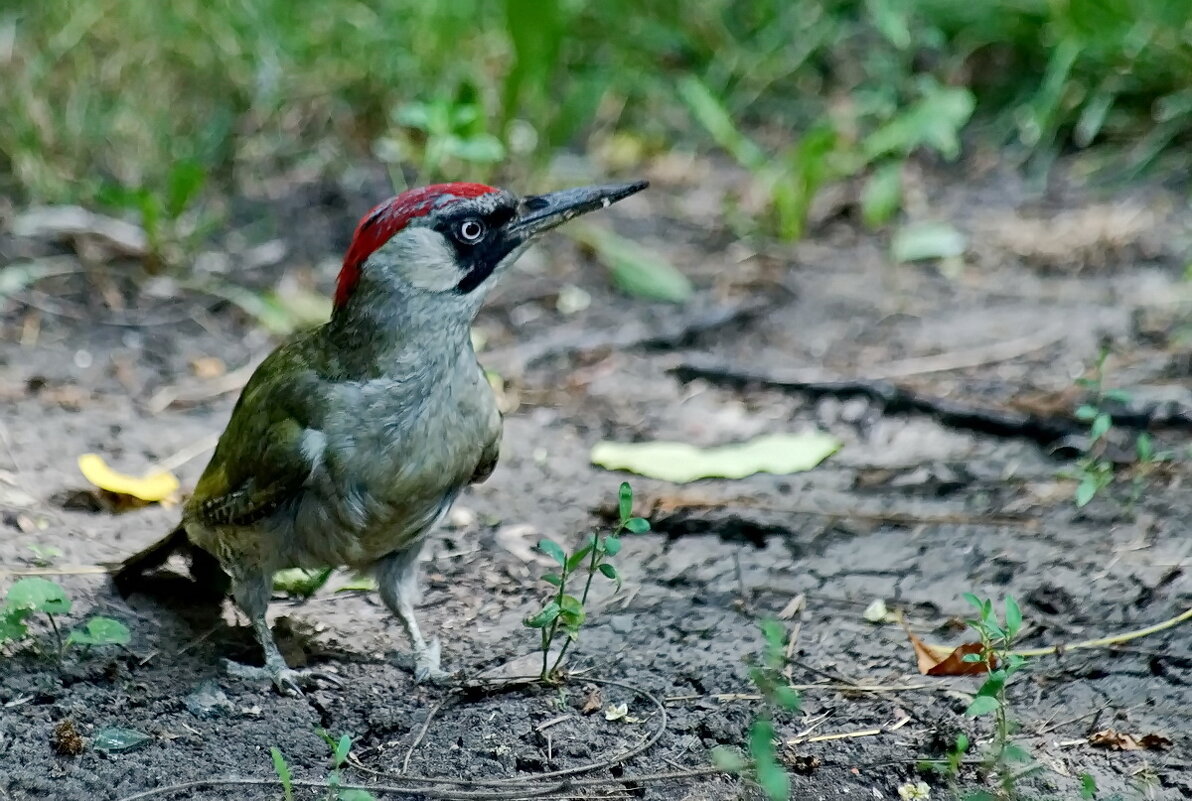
[1013,606,1192,657]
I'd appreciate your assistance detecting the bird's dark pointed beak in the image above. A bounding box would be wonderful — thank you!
[509,180,648,238]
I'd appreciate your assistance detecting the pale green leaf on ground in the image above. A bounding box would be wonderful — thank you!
[892,222,967,263]
[272,567,333,597]
[568,223,693,303]
[591,432,840,483]
[93,727,152,753]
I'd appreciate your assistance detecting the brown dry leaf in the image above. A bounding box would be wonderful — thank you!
[1088,729,1172,751]
[581,685,603,715]
[904,625,989,676]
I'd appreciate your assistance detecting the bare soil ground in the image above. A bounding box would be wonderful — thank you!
[1,159,1190,801]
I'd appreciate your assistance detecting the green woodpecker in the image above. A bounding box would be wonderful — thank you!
[114,180,648,694]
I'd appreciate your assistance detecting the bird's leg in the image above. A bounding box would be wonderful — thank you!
[376,543,449,683]
[223,570,340,695]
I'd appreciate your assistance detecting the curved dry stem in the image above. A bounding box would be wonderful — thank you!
[1013,606,1192,658]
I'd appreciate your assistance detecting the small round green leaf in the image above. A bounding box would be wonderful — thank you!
[559,594,583,615]
[602,535,621,556]
[542,573,562,587]
[69,617,131,647]
[6,577,71,615]
[965,695,1001,717]
[625,517,650,534]
[0,611,29,642]
[598,563,619,581]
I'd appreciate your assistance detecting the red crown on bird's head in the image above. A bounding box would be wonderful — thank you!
[336,183,497,308]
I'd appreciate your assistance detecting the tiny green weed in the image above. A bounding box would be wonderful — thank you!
[95,159,211,272]
[960,594,1032,794]
[523,481,650,682]
[269,746,293,801]
[318,729,375,801]
[0,577,130,666]
[270,732,376,801]
[382,87,505,186]
[1071,346,1171,509]
[712,619,800,801]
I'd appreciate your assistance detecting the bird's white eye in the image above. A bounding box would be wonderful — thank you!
[458,219,485,243]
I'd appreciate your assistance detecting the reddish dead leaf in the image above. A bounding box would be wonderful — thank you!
[1088,729,1172,751]
[904,625,990,676]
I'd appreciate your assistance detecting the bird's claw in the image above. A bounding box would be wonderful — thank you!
[413,638,450,684]
[223,658,343,696]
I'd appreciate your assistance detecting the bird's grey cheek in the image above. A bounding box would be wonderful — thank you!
[384,228,466,293]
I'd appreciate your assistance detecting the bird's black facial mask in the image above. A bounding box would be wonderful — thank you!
[448,180,648,294]
[439,205,519,294]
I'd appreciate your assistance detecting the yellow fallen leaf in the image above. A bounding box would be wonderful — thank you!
[77,454,180,503]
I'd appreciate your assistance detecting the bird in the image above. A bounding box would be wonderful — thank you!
[113,179,648,695]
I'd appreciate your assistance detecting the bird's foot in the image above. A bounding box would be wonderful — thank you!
[223,658,343,697]
[413,638,451,684]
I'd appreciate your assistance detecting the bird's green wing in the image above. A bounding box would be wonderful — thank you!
[187,340,325,529]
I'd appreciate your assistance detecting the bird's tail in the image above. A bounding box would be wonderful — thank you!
[111,524,230,601]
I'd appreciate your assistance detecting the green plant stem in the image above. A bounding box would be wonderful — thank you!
[548,525,623,677]
[541,564,570,680]
[46,613,64,665]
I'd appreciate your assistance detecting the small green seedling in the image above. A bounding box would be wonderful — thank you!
[270,746,294,801]
[1073,347,1122,507]
[24,544,63,567]
[270,732,376,801]
[523,482,650,682]
[712,619,800,801]
[96,159,209,271]
[0,577,130,665]
[1070,345,1172,510]
[959,594,1033,796]
[318,729,375,801]
[919,732,970,781]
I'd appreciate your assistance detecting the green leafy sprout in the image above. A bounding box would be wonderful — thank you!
[1072,345,1169,509]
[271,731,376,801]
[0,577,130,665]
[712,619,801,801]
[523,481,650,682]
[958,594,1033,797]
[95,159,209,272]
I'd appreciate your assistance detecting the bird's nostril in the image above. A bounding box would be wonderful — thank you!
[523,196,549,211]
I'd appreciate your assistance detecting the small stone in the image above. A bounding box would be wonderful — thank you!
[184,679,234,719]
[608,615,635,635]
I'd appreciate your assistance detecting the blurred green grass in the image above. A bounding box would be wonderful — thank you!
[1,0,1188,240]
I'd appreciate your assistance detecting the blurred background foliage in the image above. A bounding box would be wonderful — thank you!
[1,0,1189,246]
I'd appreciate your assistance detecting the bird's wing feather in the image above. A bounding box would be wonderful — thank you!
[469,433,500,484]
[187,338,326,529]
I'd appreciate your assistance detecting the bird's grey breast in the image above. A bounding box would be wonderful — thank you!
[290,357,498,567]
